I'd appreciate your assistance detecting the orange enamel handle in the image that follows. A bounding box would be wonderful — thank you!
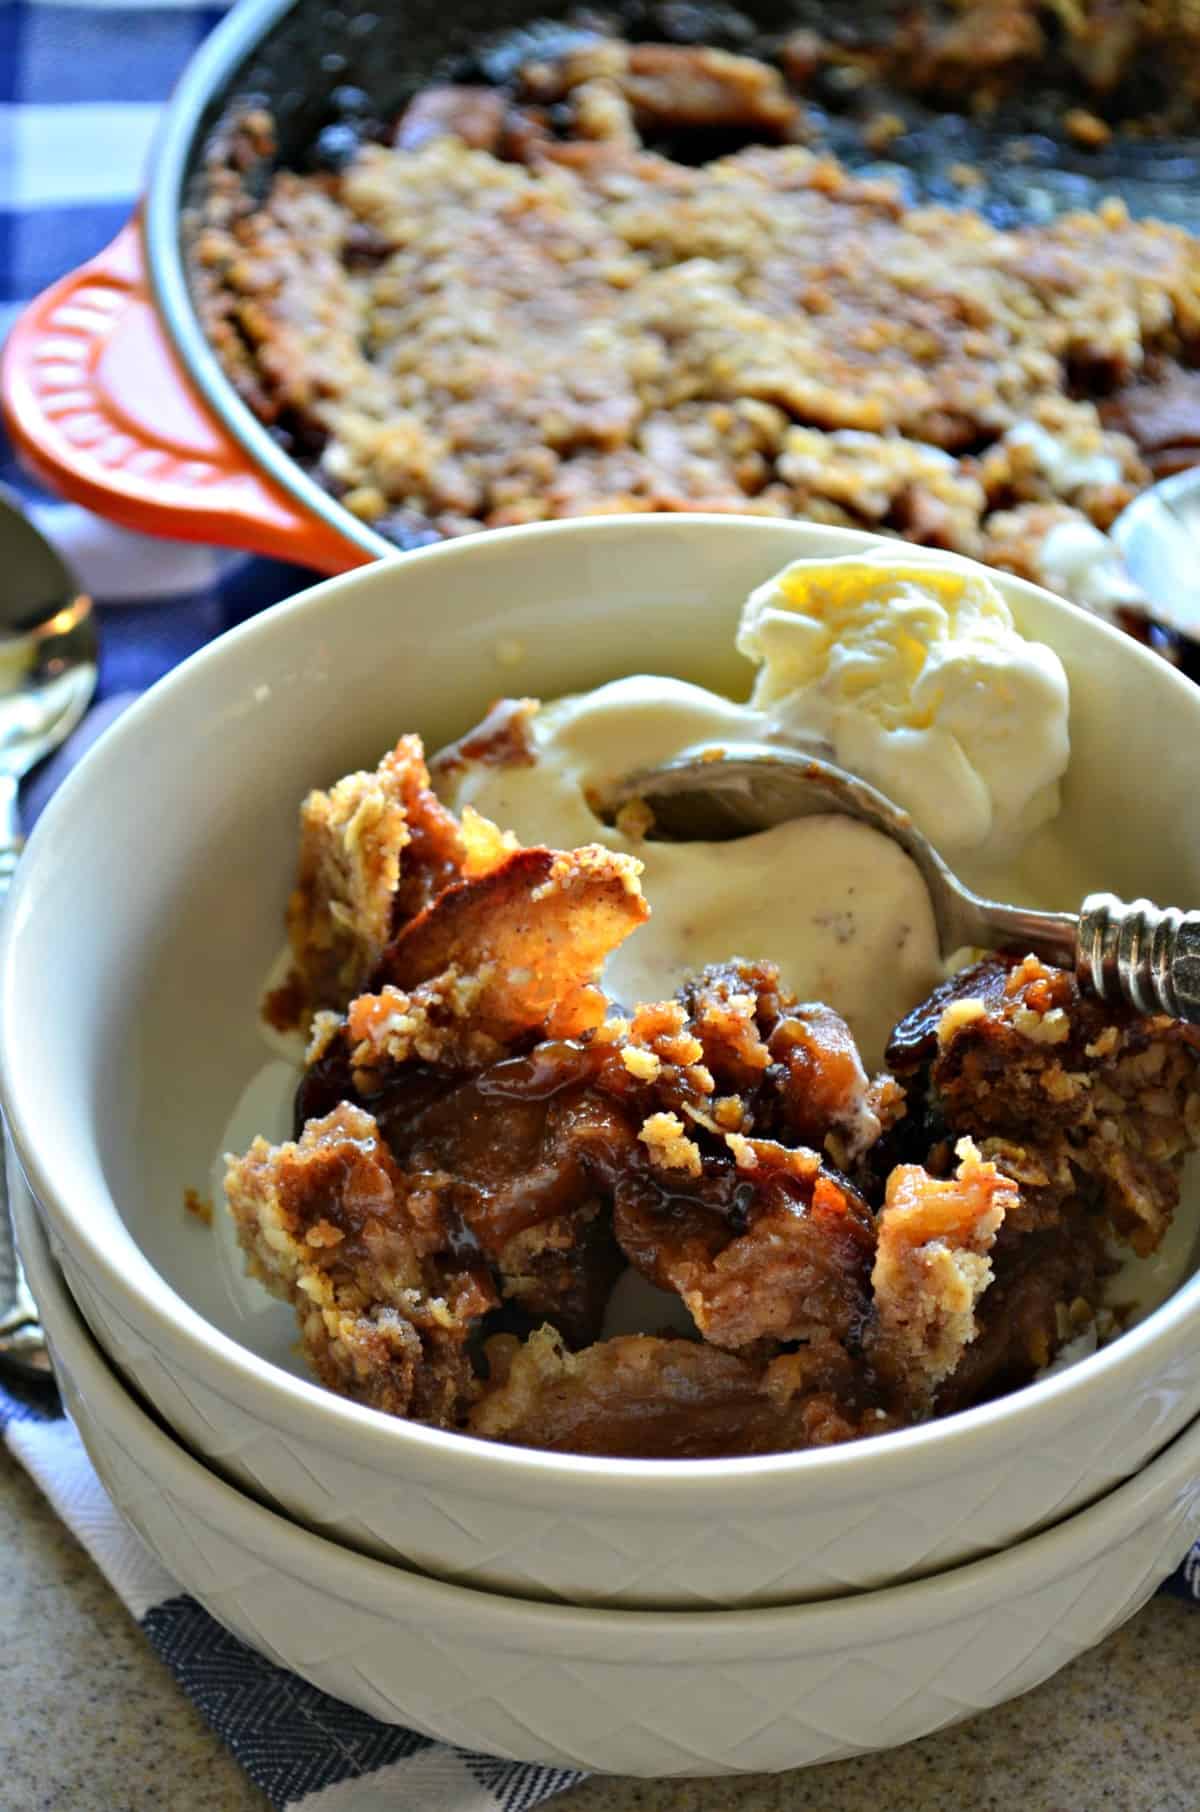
[0,218,373,576]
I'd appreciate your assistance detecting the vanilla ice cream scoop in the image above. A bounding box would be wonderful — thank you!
[737,550,1071,858]
[602,744,1200,1028]
[437,675,943,1067]
[436,549,1073,1059]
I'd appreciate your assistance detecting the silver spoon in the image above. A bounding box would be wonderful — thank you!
[0,489,98,1380]
[602,743,1200,1023]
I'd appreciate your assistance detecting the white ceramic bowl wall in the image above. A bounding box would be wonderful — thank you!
[16,1176,1200,1777]
[4,516,1200,1608]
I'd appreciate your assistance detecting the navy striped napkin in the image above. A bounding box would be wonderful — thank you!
[1,1378,583,1810]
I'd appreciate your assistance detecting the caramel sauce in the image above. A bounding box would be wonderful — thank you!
[428,697,537,776]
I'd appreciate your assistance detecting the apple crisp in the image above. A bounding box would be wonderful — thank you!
[188,29,1200,604]
[224,733,1200,1458]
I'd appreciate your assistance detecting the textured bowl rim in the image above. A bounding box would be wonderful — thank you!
[4,515,1200,1504]
[18,1175,1200,1655]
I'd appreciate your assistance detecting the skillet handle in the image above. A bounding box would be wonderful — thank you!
[0,216,371,577]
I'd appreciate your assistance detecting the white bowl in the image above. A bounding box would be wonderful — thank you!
[16,1170,1200,1777]
[4,515,1200,1610]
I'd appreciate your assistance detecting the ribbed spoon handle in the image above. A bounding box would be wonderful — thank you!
[1076,892,1200,1022]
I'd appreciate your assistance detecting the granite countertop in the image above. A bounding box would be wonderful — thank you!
[4,1447,1196,1812]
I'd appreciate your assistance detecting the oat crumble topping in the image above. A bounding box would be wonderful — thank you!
[189,45,1200,601]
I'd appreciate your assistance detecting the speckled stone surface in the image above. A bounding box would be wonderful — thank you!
[3,1446,1197,1812]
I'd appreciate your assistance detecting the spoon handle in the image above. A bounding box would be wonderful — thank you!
[1076,892,1200,1022]
[969,900,1079,969]
[963,894,1200,1024]
[0,840,51,1381]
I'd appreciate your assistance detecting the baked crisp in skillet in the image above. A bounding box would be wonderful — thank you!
[189,30,1200,595]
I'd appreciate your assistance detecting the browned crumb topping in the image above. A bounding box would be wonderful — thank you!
[189,57,1200,598]
[867,1139,1016,1404]
[225,1103,496,1422]
[279,733,515,1025]
[888,952,1200,1255]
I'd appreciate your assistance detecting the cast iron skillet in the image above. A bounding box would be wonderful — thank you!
[8,0,1200,572]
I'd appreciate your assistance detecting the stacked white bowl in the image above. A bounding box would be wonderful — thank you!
[5,518,1200,1774]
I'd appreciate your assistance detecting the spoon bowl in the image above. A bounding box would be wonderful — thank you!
[602,741,1075,965]
[603,743,1200,1025]
[0,593,97,769]
[0,489,98,776]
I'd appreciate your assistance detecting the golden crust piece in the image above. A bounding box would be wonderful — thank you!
[224,1102,495,1423]
[467,1327,871,1458]
[378,843,648,1046]
[284,734,513,1020]
[344,972,500,1078]
[868,1139,1017,1403]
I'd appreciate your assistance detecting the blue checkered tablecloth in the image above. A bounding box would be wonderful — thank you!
[0,4,1196,1807]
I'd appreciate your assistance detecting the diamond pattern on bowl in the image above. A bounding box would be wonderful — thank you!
[54,1307,1200,1779]
[53,1234,1200,1612]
